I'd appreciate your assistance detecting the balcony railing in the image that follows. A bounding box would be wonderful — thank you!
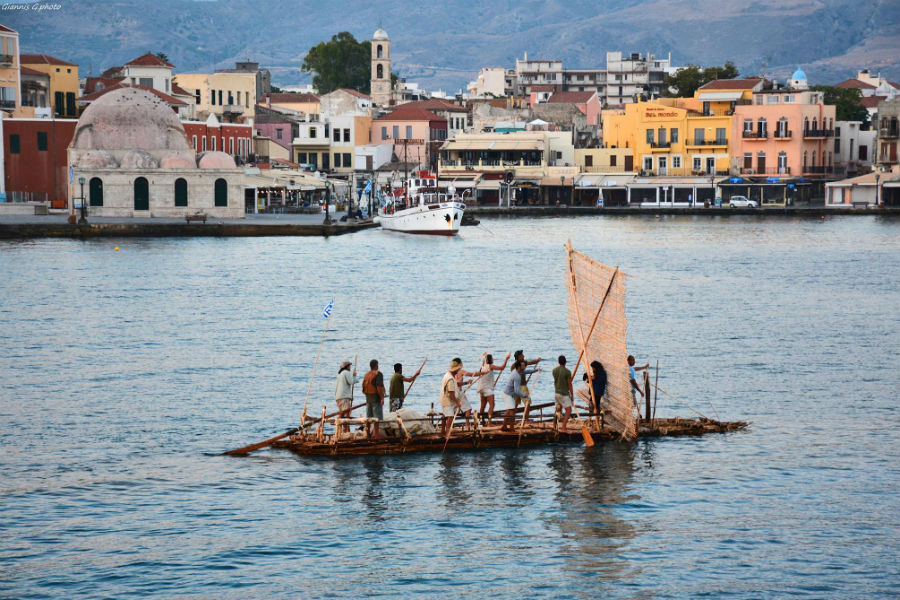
[0,99,15,110]
[803,129,834,138]
[803,166,834,174]
[649,141,671,149]
[774,130,793,139]
[222,104,244,115]
[0,54,12,65]
[688,139,728,147]
[742,130,768,139]
[879,127,899,139]
[739,167,791,175]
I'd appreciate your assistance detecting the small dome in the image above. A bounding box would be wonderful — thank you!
[198,151,236,169]
[373,28,389,41]
[76,150,118,168]
[792,66,807,80]
[121,149,159,169]
[160,151,197,169]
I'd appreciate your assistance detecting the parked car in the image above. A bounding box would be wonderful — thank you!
[729,195,758,208]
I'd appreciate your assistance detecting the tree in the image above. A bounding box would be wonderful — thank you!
[301,32,371,94]
[155,52,169,64]
[664,61,740,97]
[811,85,869,125]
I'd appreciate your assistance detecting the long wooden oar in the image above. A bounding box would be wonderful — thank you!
[222,402,363,455]
[401,358,427,403]
[516,368,542,448]
[442,376,477,453]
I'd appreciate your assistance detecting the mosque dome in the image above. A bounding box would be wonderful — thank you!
[792,67,807,80]
[75,150,118,168]
[197,151,237,169]
[373,28,389,41]
[160,151,198,169]
[71,87,191,153]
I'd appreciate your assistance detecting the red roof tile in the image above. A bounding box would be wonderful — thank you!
[375,106,446,122]
[699,77,764,90]
[394,99,467,112]
[529,85,556,92]
[834,78,877,90]
[546,91,596,103]
[0,25,16,33]
[889,81,900,90]
[171,83,192,97]
[78,82,186,106]
[338,88,371,99]
[860,95,887,108]
[20,53,77,67]
[83,77,125,95]
[262,92,320,104]
[20,66,48,77]
[125,52,175,69]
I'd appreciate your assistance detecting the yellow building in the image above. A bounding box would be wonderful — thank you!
[575,147,634,173]
[173,71,257,123]
[0,25,20,115]
[259,92,320,117]
[20,53,80,117]
[602,78,763,177]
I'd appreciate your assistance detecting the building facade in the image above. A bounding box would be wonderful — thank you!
[174,70,257,123]
[874,98,899,169]
[0,25,20,116]
[20,53,79,118]
[370,28,391,107]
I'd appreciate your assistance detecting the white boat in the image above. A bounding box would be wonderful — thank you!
[377,173,466,236]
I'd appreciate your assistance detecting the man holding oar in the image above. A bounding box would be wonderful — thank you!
[389,362,422,412]
[501,359,540,432]
[439,359,463,438]
[552,355,574,430]
[334,360,357,435]
[363,359,386,439]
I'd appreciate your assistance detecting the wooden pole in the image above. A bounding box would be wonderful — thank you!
[302,309,333,416]
[653,360,659,422]
[402,358,427,402]
[644,370,651,423]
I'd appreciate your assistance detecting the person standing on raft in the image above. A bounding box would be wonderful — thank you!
[334,360,357,435]
[501,359,539,432]
[440,359,463,437]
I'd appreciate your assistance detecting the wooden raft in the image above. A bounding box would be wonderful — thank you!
[271,417,748,457]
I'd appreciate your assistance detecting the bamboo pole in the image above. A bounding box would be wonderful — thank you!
[302,309,333,416]
[652,360,659,423]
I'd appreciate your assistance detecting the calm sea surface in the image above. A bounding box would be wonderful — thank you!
[1,215,898,599]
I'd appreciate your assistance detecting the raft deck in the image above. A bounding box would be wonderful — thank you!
[272,417,748,456]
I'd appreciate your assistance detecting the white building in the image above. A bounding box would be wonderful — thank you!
[467,67,508,98]
[833,121,876,177]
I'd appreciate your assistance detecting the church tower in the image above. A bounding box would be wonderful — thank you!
[370,28,391,107]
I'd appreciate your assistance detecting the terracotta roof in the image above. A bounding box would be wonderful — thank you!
[546,91,596,103]
[100,66,124,79]
[20,66,49,77]
[834,78,877,90]
[394,99,467,112]
[83,76,125,95]
[171,83,192,97]
[529,85,556,92]
[338,88,371,99]
[262,92,319,104]
[0,25,16,33]
[375,106,446,122]
[889,81,900,90]
[860,95,887,108]
[699,77,763,90]
[20,53,77,67]
[125,52,175,69]
[78,82,186,106]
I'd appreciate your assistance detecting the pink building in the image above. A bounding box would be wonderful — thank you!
[732,88,836,178]
[372,106,447,169]
[545,91,602,126]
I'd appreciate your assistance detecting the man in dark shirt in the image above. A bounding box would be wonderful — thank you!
[363,359,385,438]
[389,362,420,412]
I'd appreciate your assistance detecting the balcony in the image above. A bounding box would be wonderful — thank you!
[803,166,834,175]
[0,54,12,65]
[742,130,768,140]
[740,167,791,175]
[879,127,899,139]
[803,129,834,139]
[687,139,728,148]
[222,104,244,115]
[649,141,671,152]
[0,99,15,110]
[774,130,793,140]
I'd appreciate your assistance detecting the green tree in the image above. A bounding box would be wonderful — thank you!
[155,52,169,63]
[811,85,869,124]
[663,61,740,97]
[301,32,371,94]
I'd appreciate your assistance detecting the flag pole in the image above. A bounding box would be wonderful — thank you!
[302,300,333,418]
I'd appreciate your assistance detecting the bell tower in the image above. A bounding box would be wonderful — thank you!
[370,28,391,107]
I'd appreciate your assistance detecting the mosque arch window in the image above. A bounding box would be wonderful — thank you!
[134,177,149,211]
[214,178,228,207]
[89,177,103,206]
[174,178,188,207]
[377,64,383,79]
[377,44,383,58]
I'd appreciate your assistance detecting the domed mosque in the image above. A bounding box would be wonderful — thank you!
[68,87,242,218]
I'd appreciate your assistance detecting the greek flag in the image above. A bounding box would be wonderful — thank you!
[363,179,372,194]
[322,299,334,319]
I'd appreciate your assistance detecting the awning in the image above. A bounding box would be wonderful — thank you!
[697,91,744,101]
[475,180,502,190]
[576,174,636,188]
[442,139,543,151]
[540,176,573,186]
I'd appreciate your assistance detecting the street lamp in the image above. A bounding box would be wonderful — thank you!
[875,173,881,207]
[323,180,333,225]
[77,176,87,224]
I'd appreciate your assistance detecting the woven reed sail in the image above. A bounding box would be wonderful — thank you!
[565,242,637,440]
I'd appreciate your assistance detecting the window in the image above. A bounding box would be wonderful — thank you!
[343,152,351,166]
[9,134,19,154]
[393,125,399,139]
[165,79,170,93]
[658,128,667,145]
[646,129,654,144]
[643,156,652,171]
[229,138,234,154]
[65,92,76,116]
[693,128,704,144]
[778,152,788,173]
[610,155,617,167]
[37,131,48,151]
[211,89,216,105]
[344,128,350,142]
[377,44,383,58]
[324,124,330,138]
[192,135,197,150]
[406,125,413,138]
[214,178,228,207]
[381,126,388,140]
[743,153,752,169]
[89,178,103,207]
[276,129,283,140]
[715,128,726,144]
[377,64,383,79]
[693,157,702,171]
[670,128,678,144]
[202,137,207,152]
[228,91,234,105]
[211,137,216,152]
[783,95,794,103]
[218,90,223,105]
[743,119,753,132]
[134,177,149,211]
[139,77,153,87]
[334,153,341,167]
[297,152,307,163]
[672,156,681,169]
[54,91,64,115]
[585,155,593,167]
[834,138,840,153]
[310,127,317,138]
[174,178,188,207]
[195,89,201,104]
[859,145,867,160]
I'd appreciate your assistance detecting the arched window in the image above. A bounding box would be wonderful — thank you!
[377,44,383,58]
[812,117,818,132]
[376,64,383,79]
[174,178,188,207]
[777,151,788,174]
[134,177,149,211]
[812,151,817,166]
[89,177,103,206]
[803,151,808,169]
[804,117,810,134]
[214,178,228,207]
[777,117,788,137]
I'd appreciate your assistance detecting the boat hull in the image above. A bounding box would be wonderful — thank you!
[378,202,465,235]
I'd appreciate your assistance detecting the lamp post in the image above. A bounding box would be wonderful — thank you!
[875,173,880,207]
[323,179,333,225]
[560,175,565,206]
[77,176,87,224]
